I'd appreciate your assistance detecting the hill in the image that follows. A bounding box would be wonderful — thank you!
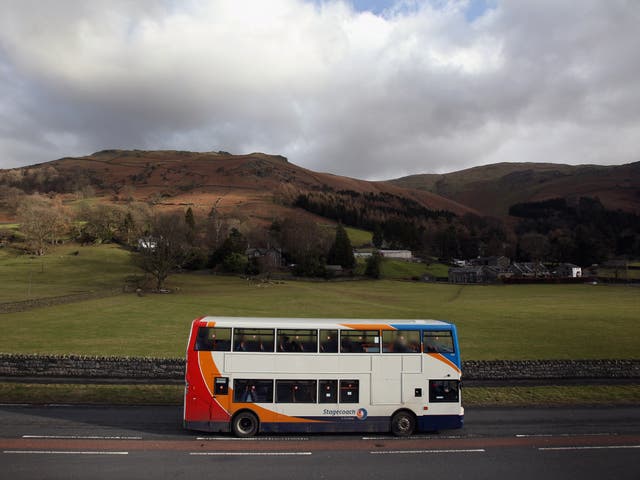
[389,161,640,217]
[2,152,638,266]
[0,149,475,224]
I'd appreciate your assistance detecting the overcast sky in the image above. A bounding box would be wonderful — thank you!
[1,0,638,180]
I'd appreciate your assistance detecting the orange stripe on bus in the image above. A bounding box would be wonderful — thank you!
[196,352,323,424]
[197,351,221,396]
[339,323,395,331]
[228,403,326,424]
[427,353,462,374]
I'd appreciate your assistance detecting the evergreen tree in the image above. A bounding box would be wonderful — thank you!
[184,207,196,245]
[185,207,195,230]
[327,224,355,268]
[372,225,383,248]
[365,251,382,279]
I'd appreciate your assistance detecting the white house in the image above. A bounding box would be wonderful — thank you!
[555,263,582,278]
[379,250,412,260]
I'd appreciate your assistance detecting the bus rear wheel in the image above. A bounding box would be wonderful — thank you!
[391,411,415,437]
[232,411,259,437]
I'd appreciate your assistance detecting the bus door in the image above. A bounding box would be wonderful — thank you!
[212,376,231,419]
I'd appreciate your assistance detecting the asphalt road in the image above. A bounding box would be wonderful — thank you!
[1,405,639,480]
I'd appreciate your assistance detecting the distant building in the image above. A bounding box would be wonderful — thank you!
[470,256,510,270]
[448,266,502,284]
[246,247,283,269]
[137,237,157,250]
[554,263,582,278]
[509,262,550,278]
[379,250,412,260]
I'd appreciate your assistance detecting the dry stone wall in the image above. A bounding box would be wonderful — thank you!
[1,354,638,381]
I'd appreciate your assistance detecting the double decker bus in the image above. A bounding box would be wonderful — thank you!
[184,316,463,437]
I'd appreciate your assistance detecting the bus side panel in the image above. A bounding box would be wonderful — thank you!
[259,416,390,434]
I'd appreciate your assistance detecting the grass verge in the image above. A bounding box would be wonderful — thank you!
[0,383,183,405]
[463,385,640,406]
[1,383,638,407]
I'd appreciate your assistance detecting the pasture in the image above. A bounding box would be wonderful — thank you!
[0,244,638,360]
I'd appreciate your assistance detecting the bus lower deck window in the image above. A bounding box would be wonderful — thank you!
[233,379,274,403]
[340,380,359,403]
[319,380,338,403]
[429,380,460,403]
[276,380,317,403]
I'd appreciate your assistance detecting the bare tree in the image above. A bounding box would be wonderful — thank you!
[17,194,69,255]
[136,212,191,291]
[279,212,331,263]
[205,197,227,250]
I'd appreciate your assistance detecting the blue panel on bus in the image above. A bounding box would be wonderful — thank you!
[389,323,425,330]
[418,414,464,431]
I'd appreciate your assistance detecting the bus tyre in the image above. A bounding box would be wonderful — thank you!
[391,411,415,437]
[232,411,259,437]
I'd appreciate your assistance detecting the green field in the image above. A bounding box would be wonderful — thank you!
[0,246,640,359]
[344,226,372,247]
[0,244,638,360]
[0,244,137,303]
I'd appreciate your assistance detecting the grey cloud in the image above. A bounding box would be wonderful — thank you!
[0,0,638,178]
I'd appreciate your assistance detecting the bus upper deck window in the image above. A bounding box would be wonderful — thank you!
[320,330,338,353]
[195,327,231,351]
[423,330,455,354]
[234,328,275,352]
[277,329,318,352]
[382,330,421,353]
[340,330,380,353]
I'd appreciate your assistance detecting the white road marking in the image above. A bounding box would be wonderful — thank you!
[196,437,309,441]
[4,450,128,455]
[190,452,312,456]
[362,435,469,440]
[371,449,485,455]
[22,435,142,440]
[516,433,615,438]
[539,445,640,451]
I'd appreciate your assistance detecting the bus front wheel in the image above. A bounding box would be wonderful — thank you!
[391,411,415,437]
[232,411,259,437]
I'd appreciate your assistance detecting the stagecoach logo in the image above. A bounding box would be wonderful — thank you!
[322,407,367,420]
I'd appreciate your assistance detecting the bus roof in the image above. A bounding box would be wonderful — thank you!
[194,316,453,330]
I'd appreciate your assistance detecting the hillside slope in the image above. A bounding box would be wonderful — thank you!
[2,150,475,224]
[389,162,640,217]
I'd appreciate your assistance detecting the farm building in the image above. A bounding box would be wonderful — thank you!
[448,265,502,284]
[509,262,550,278]
[246,247,283,269]
[554,263,582,278]
[379,250,412,259]
[470,256,510,270]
